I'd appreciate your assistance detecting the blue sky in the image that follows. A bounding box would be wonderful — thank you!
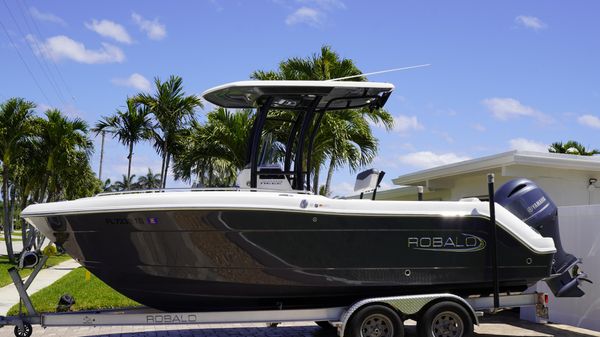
[1,1,599,195]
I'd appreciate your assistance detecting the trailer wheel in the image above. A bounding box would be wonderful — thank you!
[14,322,33,337]
[417,301,473,337]
[347,304,404,337]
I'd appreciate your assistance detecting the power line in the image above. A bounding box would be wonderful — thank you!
[14,0,68,105]
[2,0,65,106]
[21,0,76,103]
[0,18,52,104]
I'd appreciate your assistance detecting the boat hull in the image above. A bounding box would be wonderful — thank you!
[26,208,553,312]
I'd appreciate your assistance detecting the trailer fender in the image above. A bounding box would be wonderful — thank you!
[339,293,478,337]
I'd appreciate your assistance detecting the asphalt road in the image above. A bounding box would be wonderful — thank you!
[1,311,599,337]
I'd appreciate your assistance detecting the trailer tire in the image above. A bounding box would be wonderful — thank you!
[14,322,33,337]
[346,304,404,337]
[417,301,473,337]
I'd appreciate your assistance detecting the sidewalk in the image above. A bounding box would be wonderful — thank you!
[0,259,80,315]
[0,237,24,256]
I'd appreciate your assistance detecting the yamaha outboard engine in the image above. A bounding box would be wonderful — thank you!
[495,178,591,297]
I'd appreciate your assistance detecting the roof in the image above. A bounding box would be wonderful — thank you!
[392,150,600,186]
[201,80,394,110]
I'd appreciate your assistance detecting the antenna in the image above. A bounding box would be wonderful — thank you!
[327,64,431,81]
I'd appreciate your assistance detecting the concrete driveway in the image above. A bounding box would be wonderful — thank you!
[1,311,599,337]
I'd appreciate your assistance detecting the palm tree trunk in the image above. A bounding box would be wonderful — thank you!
[2,168,15,263]
[199,162,205,186]
[98,131,106,180]
[324,157,335,196]
[19,188,30,244]
[159,142,168,188]
[312,166,320,194]
[163,152,171,188]
[127,142,134,189]
[38,173,49,203]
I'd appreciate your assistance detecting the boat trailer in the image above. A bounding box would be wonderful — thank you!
[1,174,550,337]
[0,257,548,337]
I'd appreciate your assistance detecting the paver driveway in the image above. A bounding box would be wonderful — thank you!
[1,312,599,337]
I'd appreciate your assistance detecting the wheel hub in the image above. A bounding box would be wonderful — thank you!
[360,314,394,337]
[431,311,464,337]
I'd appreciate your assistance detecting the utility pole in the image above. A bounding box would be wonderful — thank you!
[98,131,105,181]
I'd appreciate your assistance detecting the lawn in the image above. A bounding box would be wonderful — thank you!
[0,254,72,287]
[7,267,140,315]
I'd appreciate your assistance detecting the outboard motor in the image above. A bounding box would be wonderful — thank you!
[495,178,591,297]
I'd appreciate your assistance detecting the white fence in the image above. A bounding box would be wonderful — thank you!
[521,204,600,331]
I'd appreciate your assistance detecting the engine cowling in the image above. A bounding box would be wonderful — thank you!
[495,178,590,297]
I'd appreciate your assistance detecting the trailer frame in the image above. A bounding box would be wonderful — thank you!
[0,261,548,337]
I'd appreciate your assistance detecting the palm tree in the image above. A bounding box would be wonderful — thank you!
[252,45,394,194]
[137,168,162,189]
[93,99,153,189]
[114,174,138,191]
[36,109,93,202]
[173,108,253,187]
[134,75,203,188]
[318,110,379,196]
[0,98,36,262]
[549,141,600,156]
[101,178,114,192]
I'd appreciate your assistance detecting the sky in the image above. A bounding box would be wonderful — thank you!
[1,1,599,196]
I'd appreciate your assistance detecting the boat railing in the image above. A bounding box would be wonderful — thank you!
[96,187,313,197]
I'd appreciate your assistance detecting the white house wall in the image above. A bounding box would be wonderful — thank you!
[503,165,600,206]
[521,205,600,331]
[409,165,600,206]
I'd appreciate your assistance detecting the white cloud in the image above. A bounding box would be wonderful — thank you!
[112,73,151,92]
[472,123,486,132]
[374,114,423,133]
[330,181,354,197]
[508,138,548,152]
[35,103,54,113]
[398,151,471,169]
[299,0,346,9]
[131,13,166,40]
[35,102,83,117]
[30,7,66,26]
[578,114,600,129]
[515,15,547,31]
[85,19,132,44]
[435,131,454,143]
[482,97,550,122]
[285,7,323,27]
[27,34,125,64]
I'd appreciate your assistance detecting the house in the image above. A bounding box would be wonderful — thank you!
[368,150,600,331]
[367,150,600,206]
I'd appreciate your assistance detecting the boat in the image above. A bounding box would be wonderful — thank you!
[21,80,588,312]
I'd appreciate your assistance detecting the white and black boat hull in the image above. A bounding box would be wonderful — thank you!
[24,200,555,312]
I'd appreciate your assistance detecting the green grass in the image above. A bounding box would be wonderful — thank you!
[0,254,73,287]
[7,267,140,315]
